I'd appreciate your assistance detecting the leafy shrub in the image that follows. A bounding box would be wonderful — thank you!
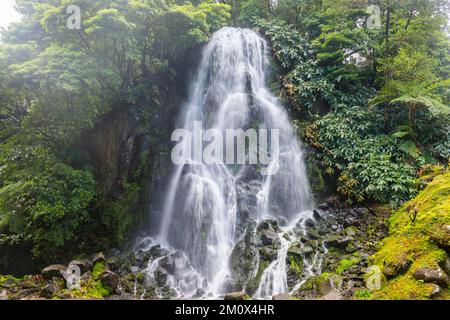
[0,144,96,260]
[305,106,418,207]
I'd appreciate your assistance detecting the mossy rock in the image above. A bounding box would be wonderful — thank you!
[369,171,450,299]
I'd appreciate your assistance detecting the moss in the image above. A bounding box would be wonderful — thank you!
[55,261,111,299]
[355,289,371,300]
[246,259,270,294]
[372,275,435,300]
[92,262,106,277]
[335,258,360,275]
[0,275,19,287]
[369,171,450,299]
[288,255,303,276]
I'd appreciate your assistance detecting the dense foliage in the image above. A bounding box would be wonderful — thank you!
[0,0,231,266]
[249,1,449,206]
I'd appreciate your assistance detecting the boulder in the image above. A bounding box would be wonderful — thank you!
[229,239,259,286]
[324,236,353,249]
[304,218,315,228]
[413,267,448,287]
[68,259,93,274]
[40,281,62,298]
[42,264,66,280]
[260,229,279,246]
[313,210,322,220]
[302,245,314,258]
[306,229,319,240]
[101,270,119,291]
[317,203,330,211]
[224,291,250,300]
[272,293,292,300]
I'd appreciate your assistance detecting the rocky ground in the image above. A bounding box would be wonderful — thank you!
[0,196,393,300]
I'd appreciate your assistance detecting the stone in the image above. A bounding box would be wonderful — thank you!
[430,284,441,298]
[302,245,314,258]
[159,251,189,274]
[40,281,62,298]
[272,293,292,300]
[80,271,92,282]
[101,270,119,291]
[306,229,319,240]
[192,288,206,298]
[68,259,93,274]
[317,203,330,210]
[224,291,249,300]
[413,267,449,287]
[92,252,106,264]
[260,229,279,246]
[305,218,315,228]
[438,256,450,276]
[322,289,343,300]
[42,264,66,279]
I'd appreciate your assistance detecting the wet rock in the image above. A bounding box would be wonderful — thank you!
[159,251,189,274]
[257,219,280,233]
[101,270,119,291]
[304,218,315,228]
[41,281,62,298]
[150,245,170,258]
[287,244,303,259]
[42,265,66,280]
[260,229,279,246]
[302,245,314,258]
[224,291,249,300]
[259,247,279,262]
[313,210,323,221]
[413,267,449,287]
[306,229,319,240]
[272,293,292,300]
[68,259,93,274]
[229,238,259,287]
[317,203,330,211]
[324,236,353,249]
[192,288,206,298]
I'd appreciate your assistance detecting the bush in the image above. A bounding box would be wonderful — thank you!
[0,144,96,260]
[305,106,418,207]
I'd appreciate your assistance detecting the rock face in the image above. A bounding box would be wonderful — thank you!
[68,260,93,274]
[413,267,449,287]
[42,265,67,279]
[101,270,119,291]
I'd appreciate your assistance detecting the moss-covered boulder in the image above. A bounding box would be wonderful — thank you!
[369,171,450,300]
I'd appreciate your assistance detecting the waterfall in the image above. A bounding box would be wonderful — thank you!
[153,27,314,298]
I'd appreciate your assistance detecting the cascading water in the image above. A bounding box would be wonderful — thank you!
[145,27,320,299]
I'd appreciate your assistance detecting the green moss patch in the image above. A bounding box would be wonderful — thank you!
[369,171,450,299]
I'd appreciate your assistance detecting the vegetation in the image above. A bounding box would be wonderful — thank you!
[0,0,449,300]
[369,170,450,299]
